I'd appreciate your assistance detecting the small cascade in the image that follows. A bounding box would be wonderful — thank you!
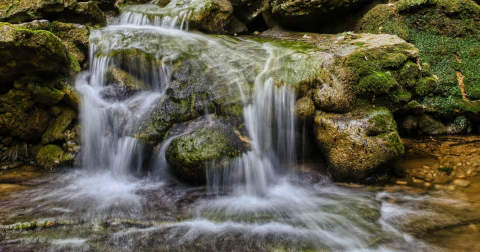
[14,2,435,250]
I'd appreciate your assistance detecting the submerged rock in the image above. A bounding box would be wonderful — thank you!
[314,107,404,181]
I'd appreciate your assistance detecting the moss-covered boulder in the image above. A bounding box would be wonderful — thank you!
[0,22,71,87]
[268,0,374,31]
[165,118,249,184]
[35,144,64,170]
[314,107,404,181]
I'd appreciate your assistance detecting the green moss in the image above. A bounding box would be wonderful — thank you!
[397,0,430,12]
[394,61,420,87]
[345,46,410,77]
[69,53,81,75]
[358,71,398,95]
[415,76,438,96]
[36,144,64,170]
[438,166,454,175]
[358,4,410,40]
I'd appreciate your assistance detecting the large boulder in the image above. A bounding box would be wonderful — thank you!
[314,107,404,181]
[166,118,249,184]
[0,22,71,88]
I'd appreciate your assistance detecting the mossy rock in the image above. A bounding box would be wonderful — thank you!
[0,22,71,85]
[50,21,90,66]
[106,67,149,92]
[0,89,50,141]
[42,108,77,144]
[0,0,65,24]
[313,107,404,181]
[35,144,64,170]
[166,118,248,184]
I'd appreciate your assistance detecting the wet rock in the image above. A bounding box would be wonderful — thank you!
[166,118,249,184]
[106,67,149,92]
[42,108,77,144]
[294,96,315,122]
[314,107,404,181]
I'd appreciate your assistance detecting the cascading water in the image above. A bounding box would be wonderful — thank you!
[0,3,448,252]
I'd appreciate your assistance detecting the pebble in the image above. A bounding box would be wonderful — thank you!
[424,182,432,187]
[412,178,424,183]
[453,179,470,188]
[396,180,408,185]
[434,184,445,190]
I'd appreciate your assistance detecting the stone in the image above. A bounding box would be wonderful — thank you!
[0,89,50,141]
[314,107,404,181]
[294,96,315,122]
[106,67,149,92]
[42,108,77,144]
[35,144,64,170]
[0,23,71,85]
[50,21,90,65]
[166,118,249,184]
[453,179,470,188]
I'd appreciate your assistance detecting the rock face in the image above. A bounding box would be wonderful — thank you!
[314,107,404,181]
[0,21,83,169]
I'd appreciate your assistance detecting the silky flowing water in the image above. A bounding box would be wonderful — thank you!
[1,4,480,252]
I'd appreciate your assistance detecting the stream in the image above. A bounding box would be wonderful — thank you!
[1,3,480,252]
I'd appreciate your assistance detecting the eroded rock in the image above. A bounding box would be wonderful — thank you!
[314,107,404,181]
